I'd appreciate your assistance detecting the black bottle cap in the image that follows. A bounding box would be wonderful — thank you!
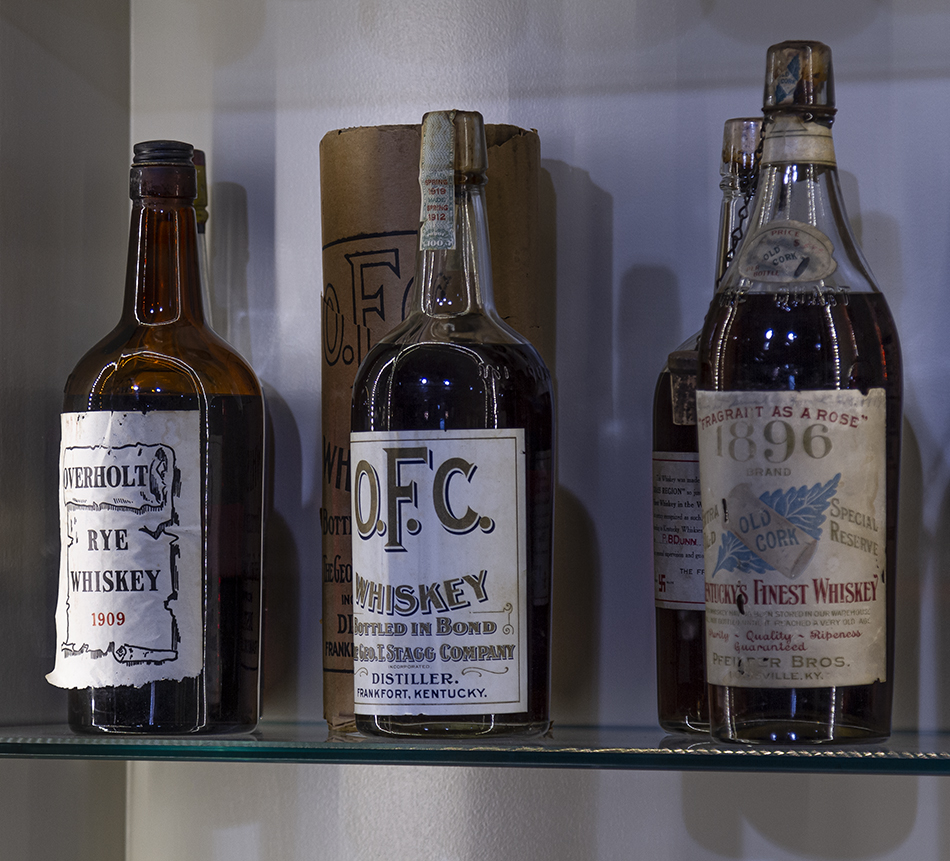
[133,140,195,165]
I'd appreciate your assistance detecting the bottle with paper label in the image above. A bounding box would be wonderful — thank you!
[48,140,265,734]
[350,110,555,738]
[654,117,760,734]
[696,42,902,743]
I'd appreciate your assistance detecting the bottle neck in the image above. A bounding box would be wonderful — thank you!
[715,164,755,285]
[722,113,875,292]
[123,165,205,327]
[412,179,496,320]
[753,114,840,229]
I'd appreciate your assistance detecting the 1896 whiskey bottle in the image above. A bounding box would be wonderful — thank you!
[697,42,902,743]
[350,110,555,737]
[654,117,760,734]
[48,140,265,734]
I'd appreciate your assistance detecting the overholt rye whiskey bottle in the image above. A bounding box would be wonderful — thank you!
[48,140,265,734]
[654,117,760,734]
[350,110,555,738]
[697,42,902,743]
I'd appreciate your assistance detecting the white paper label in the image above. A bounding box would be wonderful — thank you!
[419,111,455,250]
[350,428,528,715]
[761,116,836,166]
[653,452,705,610]
[48,411,203,689]
[696,389,887,689]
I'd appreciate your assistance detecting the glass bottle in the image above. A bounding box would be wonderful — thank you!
[654,117,761,734]
[193,149,215,330]
[350,110,555,738]
[696,42,902,743]
[48,140,265,734]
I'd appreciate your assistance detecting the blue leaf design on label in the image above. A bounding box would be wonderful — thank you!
[713,531,774,577]
[760,474,840,540]
[712,475,840,578]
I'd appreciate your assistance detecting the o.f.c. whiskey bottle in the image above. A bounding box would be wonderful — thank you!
[653,117,761,734]
[350,110,555,738]
[48,140,265,734]
[697,42,902,743]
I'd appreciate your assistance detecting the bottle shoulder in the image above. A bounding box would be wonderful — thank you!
[697,290,902,394]
[724,163,879,295]
[64,320,262,404]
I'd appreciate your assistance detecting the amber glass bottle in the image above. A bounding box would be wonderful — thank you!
[653,118,760,733]
[697,42,902,743]
[350,111,555,738]
[48,140,265,734]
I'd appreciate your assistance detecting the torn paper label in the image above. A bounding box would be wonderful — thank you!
[48,410,203,689]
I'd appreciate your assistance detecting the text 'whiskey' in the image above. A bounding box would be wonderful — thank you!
[350,111,555,738]
[697,42,902,743]
[48,141,265,734]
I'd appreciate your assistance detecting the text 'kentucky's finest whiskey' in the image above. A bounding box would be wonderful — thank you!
[48,141,265,734]
[697,43,902,743]
[350,111,555,738]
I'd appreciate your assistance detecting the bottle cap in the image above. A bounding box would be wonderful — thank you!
[133,140,195,165]
[420,110,487,177]
[722,117,762,174]
[130,140,197,200]
[418,110,488,250]
[763,41,835,115]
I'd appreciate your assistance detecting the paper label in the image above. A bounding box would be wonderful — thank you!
[419,112,455,250]
[696,389,887,689]
[48,411,203,689]
[350,428,528,715]
[761,116,836,167]
[653,452,705,610]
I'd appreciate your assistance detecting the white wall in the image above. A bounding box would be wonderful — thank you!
[4,0,950,857]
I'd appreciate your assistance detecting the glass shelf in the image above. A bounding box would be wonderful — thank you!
[3,722,950,773]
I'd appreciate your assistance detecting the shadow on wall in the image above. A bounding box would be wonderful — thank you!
[542,160,612,724]
[894,419,922,733]
[683,769,916,857]
[261,383,303,720]
[209,179,305,721]
[210,181,252,358]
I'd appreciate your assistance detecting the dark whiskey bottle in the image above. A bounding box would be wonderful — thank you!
[350,110,555,738]
[48,140,265,734]
[697,42,902,743]
[654,117,760,734]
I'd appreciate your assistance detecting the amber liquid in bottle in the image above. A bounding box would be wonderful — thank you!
[699,290,900,742]
[350,111,554,738]
[697,43,902,744]
[55,141,264,734]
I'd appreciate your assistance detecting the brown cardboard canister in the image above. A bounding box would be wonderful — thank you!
[319,121,546,731]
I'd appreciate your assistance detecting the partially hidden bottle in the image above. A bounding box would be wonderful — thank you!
[48,140,265,734]
[350,110,555,737]
[696,42,902,743]
[193,149,215,329]
[654,117,761,734]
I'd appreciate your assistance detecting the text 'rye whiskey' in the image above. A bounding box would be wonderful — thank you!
[48,141,265,734]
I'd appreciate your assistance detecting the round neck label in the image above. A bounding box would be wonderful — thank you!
[738,220,837,283]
